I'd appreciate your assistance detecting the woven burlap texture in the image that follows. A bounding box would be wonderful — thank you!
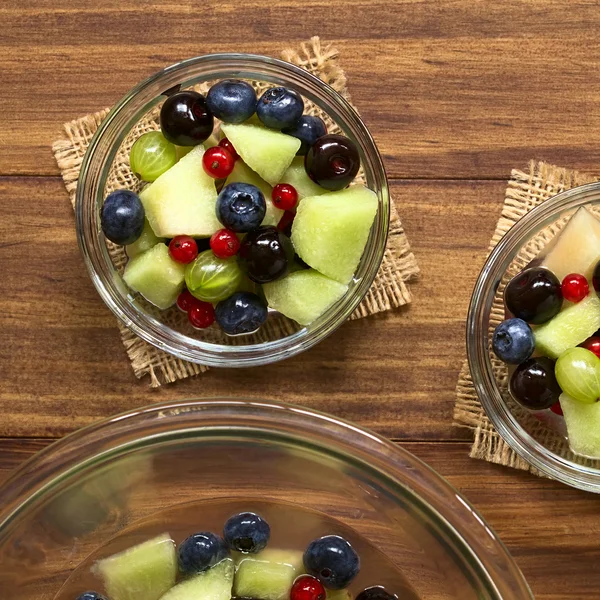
[52,37,419,387]
[454,160,597,472]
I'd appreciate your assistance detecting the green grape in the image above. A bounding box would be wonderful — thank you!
[185,250,243,302]
[129,131,177,182]
[555,347,600,404]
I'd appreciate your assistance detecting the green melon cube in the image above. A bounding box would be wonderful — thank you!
[264,269,348,326]
[140,145,220,237]
[291,185,378,284]
[560,393,600,458]
[126,219,164,258]
[279,157,328,200]
[123,243,185,309]
[234,549,304,600]
[96,533,177,600]
[160,559,234,600]
[535,294,600,359]
[221,123,301,186]
[224,159,283,227]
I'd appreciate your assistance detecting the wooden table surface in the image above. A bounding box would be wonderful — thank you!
[3,1,600,598]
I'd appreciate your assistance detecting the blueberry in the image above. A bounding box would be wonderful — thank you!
[206,80,257,124]
[215,292,268,335]
[223,512,270,553]
[216,183,266,233]
[356,587,398,600]
[283,115,327,155]
[303,535,360,590]
[178,532,229,575]
[100,189,145,245]
[256,87,304,130]
[76,593,108,600]
[492,318,535,364]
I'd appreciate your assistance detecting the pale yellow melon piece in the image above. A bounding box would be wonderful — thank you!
[279,156,328,200]
[560,393,600,458]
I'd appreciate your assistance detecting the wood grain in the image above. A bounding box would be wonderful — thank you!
[0,176,501,439]
[1,438,598,600]
[3,0,600,178]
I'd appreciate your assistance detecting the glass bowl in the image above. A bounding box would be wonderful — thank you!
[467,181,600,492]
[75,54,390,368]
[0,399,530,599]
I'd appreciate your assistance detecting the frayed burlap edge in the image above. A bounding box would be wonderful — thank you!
[454,160,597,472]
[52,36,419,387]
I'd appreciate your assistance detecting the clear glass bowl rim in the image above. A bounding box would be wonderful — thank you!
[0,398,531,599]
[467,180,600,492]
[75,53,390,368]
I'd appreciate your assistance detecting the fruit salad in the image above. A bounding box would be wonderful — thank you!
[100,78,378,336]
[492,206,600,458]
[71,511,402,600]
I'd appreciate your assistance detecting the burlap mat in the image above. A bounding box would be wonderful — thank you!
[52,37,419,386]
[454,160,597,472]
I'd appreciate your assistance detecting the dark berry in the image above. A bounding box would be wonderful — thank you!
[562,273,589,303]
[510,357,561,410]
[272,183,298,211]
[189,302,216,329]
[593,260,600,294]
[210,228,241,258]
[238,226,294,283]
[206,80,257,124]
[219,137,239,161]
[283,115,327,155]
[256,87,304,130]
[216,183,266,233]
[76,593,108,600]
[291,576,326,600]
[504,267,563,324]
[160,91,214,146]
[303,535,360,590]
[305,134,360,191]
[223,512,270,553]
[169,236,198,264]
[101,189,145,245]
[491,318,535,364]
[356,587,398,600]
[215,292,268,335]
[580,336,600,359]
[178,532,229,575]
[195,238,212,253]
[203,146,235,179]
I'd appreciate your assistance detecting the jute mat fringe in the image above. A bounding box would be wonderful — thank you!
[52,37,419,387]
[454,160,597,472]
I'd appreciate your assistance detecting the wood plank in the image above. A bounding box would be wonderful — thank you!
[2,0,600,178]
[0,176,502,439]
[0,438,597,600]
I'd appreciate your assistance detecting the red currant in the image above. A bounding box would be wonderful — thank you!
[218,137,239,161]
[188,302,215,329]
[277,210,295,236]
[290,576,326,600]
[561,273,589,303]
[272,183,298,211]
[202,146,235,179]
[580,336,600,359]
[169,236,198,264]
[177,289,197,312]
[210,228,241,258]
[550,402,564,416]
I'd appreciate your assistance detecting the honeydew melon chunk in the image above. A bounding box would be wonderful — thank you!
[224,159,283,227]
[541,207,600,282]
[264,269,348,326]
[126,219,164,258]
[560,393,600,458]
[279,157,328,200]
[140,145,220,237]
[123,243,185,309]
[96,533,177,600]
[221,122,301,186]
[534,294,600,359]
[160,559,234,600]
[291,185,378,284]
[234,549,304,600]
